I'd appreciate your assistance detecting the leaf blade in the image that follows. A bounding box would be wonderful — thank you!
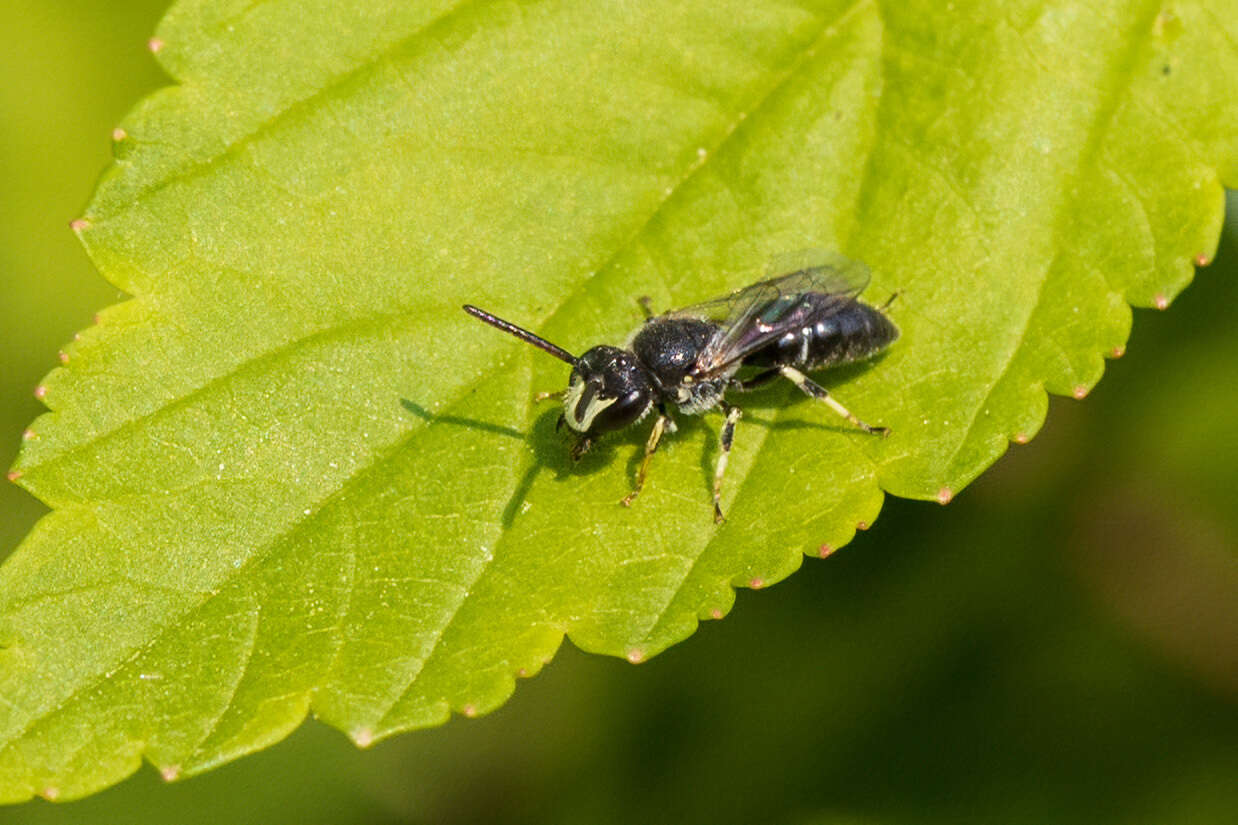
[3,0,1236,801]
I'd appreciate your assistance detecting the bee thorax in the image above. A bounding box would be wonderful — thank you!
[675,378,727,415]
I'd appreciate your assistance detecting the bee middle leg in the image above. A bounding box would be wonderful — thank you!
[622,411,671,508]
[731,368,780,393]
[780,366,889,437]
[712,402,743,523]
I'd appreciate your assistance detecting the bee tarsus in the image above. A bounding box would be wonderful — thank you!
[621,409,671,508]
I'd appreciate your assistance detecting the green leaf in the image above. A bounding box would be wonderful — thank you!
[3,0,1236,802]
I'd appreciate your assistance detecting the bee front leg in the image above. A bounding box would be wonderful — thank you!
[780,366,889,436]
[713,402,743,523]
[622,411,671,508]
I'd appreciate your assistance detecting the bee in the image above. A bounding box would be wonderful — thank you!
[463,250,899,522]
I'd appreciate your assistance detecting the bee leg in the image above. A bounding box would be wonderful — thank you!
[713,402,743,523]
[622,412,671,508]
[878,290,901,311]
[636,295,656,321]
[779,366,889,437]
[535,389,567,403]
[731,368,780,392]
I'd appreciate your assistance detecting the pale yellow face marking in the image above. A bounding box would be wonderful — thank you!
[562,378,617,433]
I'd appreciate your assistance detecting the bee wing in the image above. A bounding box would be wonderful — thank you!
[683,250,872,374]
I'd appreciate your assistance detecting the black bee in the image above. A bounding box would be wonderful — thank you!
[463,250,899,522]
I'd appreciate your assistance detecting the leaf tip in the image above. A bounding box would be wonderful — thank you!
[33,385,47,400]
[21,428,35,441]
[748,577,766,589]
[6,470,21,483]
[351,728,375,748]
[461,704,479,718]
[1071,384,1090,400]
[69,218,90,233]
[708,607,725,620]
[159,765,181,782]
[147,37,164,54]
[57,350,69,364]
[1194,252,1211,268]
[817,543,835,558]
[111,127,127,143]
[1153,293,1170,310]
[1110,345,1126,359]
[39,786,60,802]
[935,487,954,505]
[625,648,647,664]
[855,521,869,531]
[1013,432,1030,445]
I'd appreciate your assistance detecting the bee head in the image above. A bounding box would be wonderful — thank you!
[460,306,655,461]
[560,346,654,446]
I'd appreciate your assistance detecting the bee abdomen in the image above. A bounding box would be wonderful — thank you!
[746,303,898,371]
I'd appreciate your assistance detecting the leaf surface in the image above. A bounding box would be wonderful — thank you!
[4,0,1236,801]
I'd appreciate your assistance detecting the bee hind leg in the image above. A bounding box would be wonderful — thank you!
[712,402,743,523]
[780,366,889,437]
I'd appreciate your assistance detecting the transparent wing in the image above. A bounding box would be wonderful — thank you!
[666,250,871,374]
[764,248,871,292]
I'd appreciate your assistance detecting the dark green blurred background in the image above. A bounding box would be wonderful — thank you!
[3,2,1236,823]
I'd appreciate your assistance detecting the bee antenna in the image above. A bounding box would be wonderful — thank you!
[463,305,578,366]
